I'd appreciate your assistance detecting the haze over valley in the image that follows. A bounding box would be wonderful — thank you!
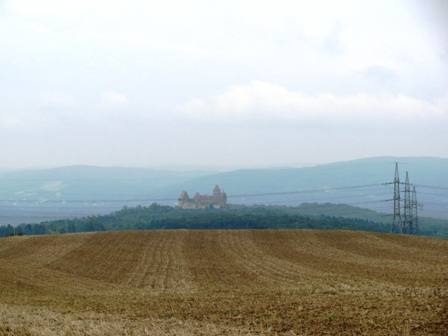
[1,1,447,335]
[1,156,447,226]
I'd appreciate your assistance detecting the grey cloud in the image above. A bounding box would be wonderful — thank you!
[410,0,448,52]
[0,0,447,168]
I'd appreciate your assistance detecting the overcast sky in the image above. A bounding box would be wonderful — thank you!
[0,0,447,169]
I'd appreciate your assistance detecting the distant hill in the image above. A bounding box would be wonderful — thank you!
[0,165,211,201]
[0,166,213,225]
[169,156,448,192]
[166,157,448,219]
[290,203,448,237]
[0,157,447,225]
[0,203,390,237]
[3,203,447,238]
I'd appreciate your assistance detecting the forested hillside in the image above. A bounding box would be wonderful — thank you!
[1,203,447,238]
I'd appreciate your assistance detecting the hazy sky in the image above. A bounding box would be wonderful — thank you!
[1,0,447,169]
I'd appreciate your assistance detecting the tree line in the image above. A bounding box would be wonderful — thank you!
[0,203,393,237]
[0,203,446,238]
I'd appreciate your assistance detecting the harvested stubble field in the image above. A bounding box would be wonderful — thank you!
[0,230,447,335]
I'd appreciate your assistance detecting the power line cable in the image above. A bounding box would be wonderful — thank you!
[0,182,391,203]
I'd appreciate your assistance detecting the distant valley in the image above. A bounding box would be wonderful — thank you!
[1,157,447,225]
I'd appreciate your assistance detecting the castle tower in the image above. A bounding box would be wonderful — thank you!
[213,185,221,196]
[176,191,190,207]
[212,185,227,207]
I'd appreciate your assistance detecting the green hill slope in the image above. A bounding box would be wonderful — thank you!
[2,203,447,238]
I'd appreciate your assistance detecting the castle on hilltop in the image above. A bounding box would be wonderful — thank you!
[176,185,228,209]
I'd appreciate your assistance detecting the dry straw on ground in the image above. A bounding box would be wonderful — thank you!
[0,230,447,335]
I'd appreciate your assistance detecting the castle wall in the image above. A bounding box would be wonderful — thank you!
[176,186,227,209]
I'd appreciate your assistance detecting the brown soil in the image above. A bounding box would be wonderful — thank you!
[0,230,446,335]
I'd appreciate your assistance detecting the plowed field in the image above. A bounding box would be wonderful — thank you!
[0,230,447,335]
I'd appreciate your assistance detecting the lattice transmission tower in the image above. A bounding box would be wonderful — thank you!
[403,171,413,234]
[392,162,402,233]
[411,185,418,234]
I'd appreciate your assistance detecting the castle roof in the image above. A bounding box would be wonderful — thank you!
[177,185,227,209]
[178,191,189,200]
